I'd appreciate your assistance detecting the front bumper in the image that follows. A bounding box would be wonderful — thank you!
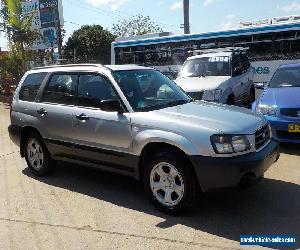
[190,139,280,192]
[8,125,21,146]
[267,117,300,143]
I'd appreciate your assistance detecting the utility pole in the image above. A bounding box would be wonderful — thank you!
[183,0,190,34]
[57,19,62,59]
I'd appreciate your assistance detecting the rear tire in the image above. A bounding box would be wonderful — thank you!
[24,133,55,176]
[143,151,198,214]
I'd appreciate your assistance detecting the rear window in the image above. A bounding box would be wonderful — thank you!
[19,73,47,102]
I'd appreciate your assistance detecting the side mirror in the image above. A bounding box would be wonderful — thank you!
[233,67,242,76]
[100,100,123,113]
[254,82,265,90]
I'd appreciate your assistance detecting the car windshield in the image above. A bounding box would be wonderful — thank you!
[179,56,231,78]
[269,66,300,88]
[113,69,191,111]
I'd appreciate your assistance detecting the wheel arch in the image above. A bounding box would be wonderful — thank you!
[137,142,200,189]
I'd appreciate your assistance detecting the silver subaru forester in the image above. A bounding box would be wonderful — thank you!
[8,64,279,213]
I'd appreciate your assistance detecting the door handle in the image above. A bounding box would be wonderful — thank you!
[37,108,47,115]
[76,113,90,121]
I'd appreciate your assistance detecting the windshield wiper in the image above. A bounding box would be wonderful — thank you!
[136,99,192,112]
[190,73,206,78]
[165,99,192,107]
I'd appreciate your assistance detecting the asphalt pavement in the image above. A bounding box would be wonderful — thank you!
[0,103,299,250]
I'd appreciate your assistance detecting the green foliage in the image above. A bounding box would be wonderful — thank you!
[0,0,41,84]
[0,43,34,84]
[112,14,163,37]
[1,0,41,46]
[64,25,116,64]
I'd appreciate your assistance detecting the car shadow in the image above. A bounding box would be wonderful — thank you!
[23,163,300,249]
[280,143,300,156]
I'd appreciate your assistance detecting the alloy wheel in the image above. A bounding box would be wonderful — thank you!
[150,162,185,207]
[27,138,44,171]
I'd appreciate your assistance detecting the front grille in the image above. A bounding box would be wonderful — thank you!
[277,130,300,140]
[280,108,300,117]
[255,124,271,150]
[188,91,204,100]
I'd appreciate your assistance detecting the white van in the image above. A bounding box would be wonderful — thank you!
[175,48,255,106]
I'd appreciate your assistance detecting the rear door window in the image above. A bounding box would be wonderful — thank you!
[41,74,77,105]
[19,73,47,102]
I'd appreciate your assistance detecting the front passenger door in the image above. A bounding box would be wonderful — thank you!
[72,73,134,172]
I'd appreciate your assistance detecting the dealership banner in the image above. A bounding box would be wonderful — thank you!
[21,0,64,50]
[251,59,300,84]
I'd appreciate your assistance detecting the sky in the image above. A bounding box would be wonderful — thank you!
[1,0,300,50]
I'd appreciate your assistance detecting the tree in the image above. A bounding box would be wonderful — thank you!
[1,0,40,46]
[112,14,163,37]
[64,25,116,64]
[0,0,41,84]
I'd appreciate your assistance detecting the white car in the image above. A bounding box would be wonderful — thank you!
[175,49,255,106]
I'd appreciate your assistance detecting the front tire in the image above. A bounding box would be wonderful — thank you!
[143,151,198,214]
[24,133,55,176]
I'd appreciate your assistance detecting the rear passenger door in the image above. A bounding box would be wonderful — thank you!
[36,72,77,158]
[72,73,134,172]
[14,72,48,126]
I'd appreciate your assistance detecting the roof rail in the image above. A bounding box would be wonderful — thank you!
[189,47,249,55]
[32,63,106,70]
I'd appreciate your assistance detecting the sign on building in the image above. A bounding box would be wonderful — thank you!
[21,0,64,50]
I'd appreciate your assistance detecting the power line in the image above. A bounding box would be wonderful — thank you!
[64,20,81,26]
[65,0,178,30]
[65,0,123,20]
[76,0,130,18]
[75,0,179,29]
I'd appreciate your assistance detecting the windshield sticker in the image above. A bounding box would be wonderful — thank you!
[209,56,229,62]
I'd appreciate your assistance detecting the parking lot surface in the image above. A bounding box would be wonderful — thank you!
[0,103,299,250]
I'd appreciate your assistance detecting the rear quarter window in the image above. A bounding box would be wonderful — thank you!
[19,73,47,102]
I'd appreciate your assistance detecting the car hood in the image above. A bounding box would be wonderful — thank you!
[175,76,230,92]
[260,87,300,107]
[147,101,265,134]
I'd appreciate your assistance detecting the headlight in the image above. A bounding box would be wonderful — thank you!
[256,104,277,116]
[203,89,222,101]
[211,135,250,154]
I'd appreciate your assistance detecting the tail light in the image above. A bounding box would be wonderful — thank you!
[9,92,14,121]
[9,98,13,121]
[10,104,12,120]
